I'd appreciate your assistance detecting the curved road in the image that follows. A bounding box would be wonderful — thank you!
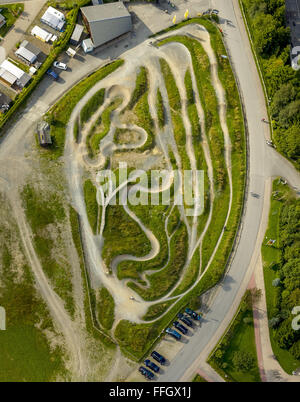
[157,0,300,382]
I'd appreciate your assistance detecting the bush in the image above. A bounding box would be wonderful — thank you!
[232,351,255,372]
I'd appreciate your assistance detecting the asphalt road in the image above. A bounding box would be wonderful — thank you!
[157,0,300,382]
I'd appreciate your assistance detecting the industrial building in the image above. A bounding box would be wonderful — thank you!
[81,2,132,49]
[70,24,84,46]
[15,40,42,65]
[0,60,31,88]
[41,6,65,31]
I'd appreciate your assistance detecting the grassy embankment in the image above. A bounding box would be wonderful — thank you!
[83,179,99,235]
[261,179,300,373]
[69,206,116,347]
[208,291,261,382]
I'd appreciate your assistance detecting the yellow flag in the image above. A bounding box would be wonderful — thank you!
[172,15,177,24]
[184,9,189,19]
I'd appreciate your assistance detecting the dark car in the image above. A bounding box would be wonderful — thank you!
[151,350,166,365]
[173,321,188,335]
[139,366,154,380]
[144,359,160,373]
[166,327,181,340]
[47,69,58,80]
[212,9,219,14]
[185,308,202,321]
[177,313,193,327]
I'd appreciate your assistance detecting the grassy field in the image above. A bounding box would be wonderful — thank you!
[69,206,116,348]
[83,179,99,235]
[0,194,65,381]
[208,291,261,382]
[193,374,208,382]
[142,300,175,321]
[21,184,75,318]
[97,287,115,331]
[261,179,300,374]
[80,88,105,124]
[0,4,24,37]
[102,202,152,271]
[48,60,124,159]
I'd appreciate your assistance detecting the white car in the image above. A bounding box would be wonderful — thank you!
[53,61,67,70]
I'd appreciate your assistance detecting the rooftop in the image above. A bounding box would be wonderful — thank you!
[81,2,130,22]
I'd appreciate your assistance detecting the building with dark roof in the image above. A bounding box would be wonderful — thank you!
[81,2,132,49]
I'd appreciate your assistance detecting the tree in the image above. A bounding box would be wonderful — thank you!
[290,340,300,359]
[274,318,300,349]
[232,351,255,372]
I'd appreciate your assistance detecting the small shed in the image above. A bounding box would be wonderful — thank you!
[31,26,52,43]
[37,122,52,146]
[70,24,84,46]
[82,38,94,53]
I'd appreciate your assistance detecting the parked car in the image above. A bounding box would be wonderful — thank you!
[151,350,166,365]
[173,321,188,334]
[47,69,58,80]
[266,140,276,148]
[166,327,181,340]
[177,313,193,327]
[139,366,154,380]
[53,61,67,70]
[144,359,160,373]
[212,9,219,14]
[185,308,202,321]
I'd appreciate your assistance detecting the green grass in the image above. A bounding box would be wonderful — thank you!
[142,300,175,321]
[193,374,208,382]
[48,60,124,159]
[80,88,105,124]
[208,292,261,382]
[128,222,188,301]
[69,206,116,348]
[127,66,148,109]
[156,88,165,128]
[97,287,115,331]
[83,179,99,235]
[21,184,75,318]
[102,203,152,271]
[171,249,200,296]
[261,179,300,373]
[117,202,169,280]
[0,4,24,37]
[87,97,122,158]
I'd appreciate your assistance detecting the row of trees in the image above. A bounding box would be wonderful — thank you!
[269,198,300,360]
[243,0,300,169]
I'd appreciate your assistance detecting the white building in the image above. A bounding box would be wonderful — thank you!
[41,6,65,31]
[31,26,52,43]
[82,38,94,53]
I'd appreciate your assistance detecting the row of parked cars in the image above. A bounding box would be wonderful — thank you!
[138,308,202,379]
[165,308,202,341]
